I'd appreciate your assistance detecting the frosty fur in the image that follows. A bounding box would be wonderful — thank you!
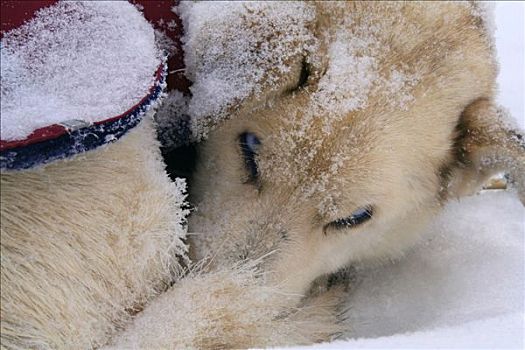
[2,2,523,350]
[107,264,348,349]
[448,99,525,204]
[0,118,188,349]
[189,1,525,294]
[111,2,524,349]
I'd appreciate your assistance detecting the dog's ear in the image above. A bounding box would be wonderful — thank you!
[447,99,525,205]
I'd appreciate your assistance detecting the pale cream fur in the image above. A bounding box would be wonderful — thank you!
[0,118,187,349]
[4,2,525,350]
[108,264,347,349]
[108,2,524,349]
[189,0,521,298]
[109,2,524,349]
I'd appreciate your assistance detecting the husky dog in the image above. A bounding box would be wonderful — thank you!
[111,2,524,348]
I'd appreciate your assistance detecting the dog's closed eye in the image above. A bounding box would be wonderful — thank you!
[239,132,261,183]
[288,60,310,93]
[323,206,374,234]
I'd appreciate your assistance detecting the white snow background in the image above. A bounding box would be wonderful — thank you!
[287,2,524,349]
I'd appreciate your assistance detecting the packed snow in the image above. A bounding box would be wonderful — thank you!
[0,1,161,141]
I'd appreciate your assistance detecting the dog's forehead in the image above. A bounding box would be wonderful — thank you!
[253,105,384,219]
[256,2,493,182]
[206,1,496,216]
[183,1,495,140]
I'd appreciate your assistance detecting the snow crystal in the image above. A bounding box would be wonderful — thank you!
[166,19,178,32]
[154,29,177,55]
[0,1,161,141]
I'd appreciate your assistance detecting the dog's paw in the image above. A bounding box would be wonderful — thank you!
[297,266,357,342]
[295,282,352,342]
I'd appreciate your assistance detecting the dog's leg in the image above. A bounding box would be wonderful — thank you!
[449,99,525,205]
[302,266,358,340]
[104,264,344,349]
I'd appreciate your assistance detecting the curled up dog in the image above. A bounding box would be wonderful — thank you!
[110,2,525,348]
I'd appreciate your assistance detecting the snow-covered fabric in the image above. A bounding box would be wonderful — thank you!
[0,62,166,170]
[0,1,161,141]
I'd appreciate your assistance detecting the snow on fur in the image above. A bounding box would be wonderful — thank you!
[114,3,520,349]
[178,1,317,140]
[176,2,503,216]
[177,2,496,141]
[154,90,191,149]
[142,3,523,349]
[0,1,161,141]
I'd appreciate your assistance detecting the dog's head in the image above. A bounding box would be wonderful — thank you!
[185,2,524,296]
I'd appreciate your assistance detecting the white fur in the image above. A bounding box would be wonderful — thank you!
[3,2,524,349]
[106,3,524,349]
[0,118,188,349]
